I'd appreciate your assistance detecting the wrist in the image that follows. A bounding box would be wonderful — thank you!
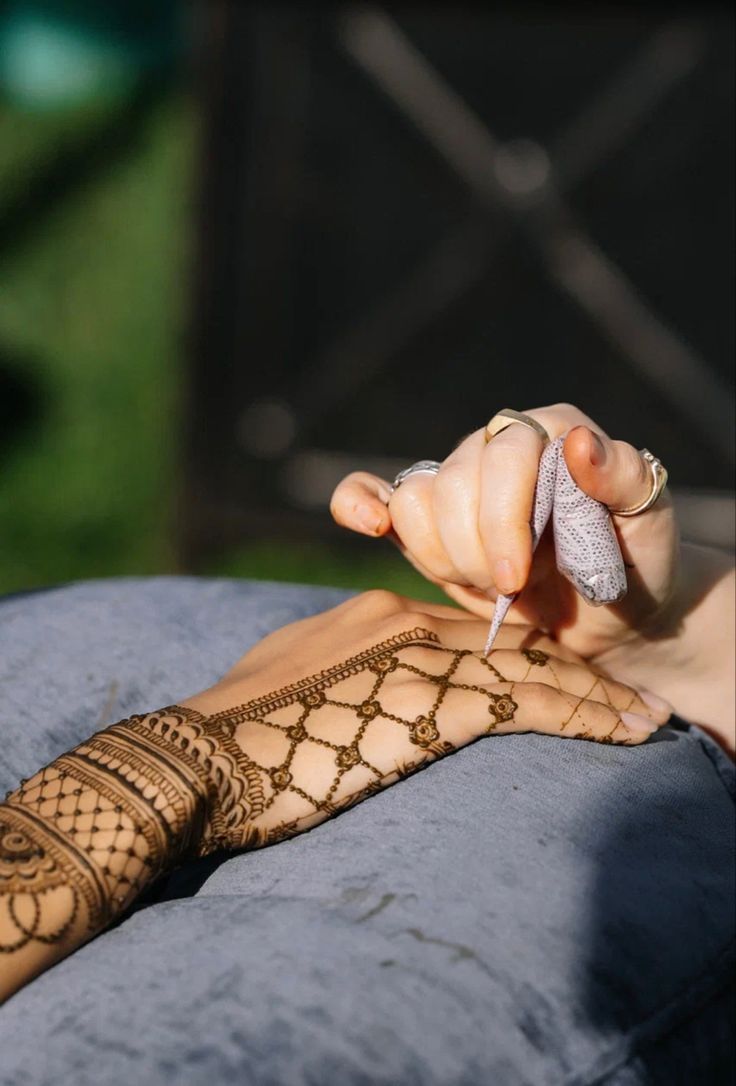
[596,543,735,752]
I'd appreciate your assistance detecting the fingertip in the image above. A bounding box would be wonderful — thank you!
[373,507,393,536]
[564,425,595,464]
[635,688,673,724]
[353,501,392,536]
[564,426,607,494]
[331,473,393,532]
[620,711,660,738]
[492,558,518,596]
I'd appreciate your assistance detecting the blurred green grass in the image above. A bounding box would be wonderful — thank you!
[0,91,186,590]
[0,88,442,603]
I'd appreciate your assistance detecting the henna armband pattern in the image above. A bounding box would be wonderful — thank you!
[0,705,265,951]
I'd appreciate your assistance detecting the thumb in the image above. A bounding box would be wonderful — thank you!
[330,471,393,537]
[563,426,657,513]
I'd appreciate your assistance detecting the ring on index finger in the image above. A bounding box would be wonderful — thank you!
[485,408,550,446]
[390,460,441,495]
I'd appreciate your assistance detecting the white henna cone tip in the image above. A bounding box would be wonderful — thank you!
[484,595,514,656]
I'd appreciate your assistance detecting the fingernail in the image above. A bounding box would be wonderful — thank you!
[589,432,606,467]
[620,711,659,735]
[356,504,384,535]
[493,558,518,595]
[636,688,673,716]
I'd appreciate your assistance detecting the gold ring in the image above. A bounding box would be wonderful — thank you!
[484,408,550,446]
[609,450,668,516]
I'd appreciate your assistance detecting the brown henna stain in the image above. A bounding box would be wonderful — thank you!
[401,927,495,980]
[355,892,396,923]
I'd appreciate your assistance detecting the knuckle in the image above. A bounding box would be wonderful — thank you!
[434,464,468,500]
[408,613,440,636]
[485,437,516,463]
[481,503,528,533]
[617,441,648,486]
[524,681,559,709]
[486,437,534,470]
[378,609,439,643]
[388,479,419,512]
[633,452,649,487]
[479,502,530,547]
[355,588,406,616]
[389,476,432,517]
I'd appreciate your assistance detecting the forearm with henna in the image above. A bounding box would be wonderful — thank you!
[1,602,668,1002]
[0,629,457,1000]
[0,706,211,1002]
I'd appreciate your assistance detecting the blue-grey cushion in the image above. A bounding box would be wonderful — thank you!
[0,577,733,1086]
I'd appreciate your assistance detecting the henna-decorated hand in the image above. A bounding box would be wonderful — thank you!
[331,407,735,752]
[1,592,669,1002]
[179,591,670,851]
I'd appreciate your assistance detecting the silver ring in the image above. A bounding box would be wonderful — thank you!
[390,460,441,494]
[609,449,668,516]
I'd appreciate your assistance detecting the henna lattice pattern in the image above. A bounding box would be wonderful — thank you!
[1,625,633,954]
[206,628,526,843]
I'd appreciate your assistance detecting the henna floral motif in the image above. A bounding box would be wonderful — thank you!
[522,648,549,666]
[0,814,79,953]
[357,700,382,721]
[270,767,293,791]
[285,723,308,742]
[487,692,518,728]
[335,746,361,770]
[409,716,440,748]
[301,690,326,709]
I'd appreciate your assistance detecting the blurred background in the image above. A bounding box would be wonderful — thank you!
[1,1,733,599]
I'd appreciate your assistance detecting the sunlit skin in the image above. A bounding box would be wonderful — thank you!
[330,403,735,754]
[1,591,671,1003]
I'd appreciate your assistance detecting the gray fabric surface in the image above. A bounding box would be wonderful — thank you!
[0,577,733,1086]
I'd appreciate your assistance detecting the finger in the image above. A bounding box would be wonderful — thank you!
[563,426,670,518]
[519,403,603,441]
[478,422,545,596]
[500,684,662,745]
[439,682,662,747]
[436,582,547,628]
[389,473,468,585]
[431,616,586,662]
[330,472,393,537]
[450,650,671,723]
[432,429,494,589]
